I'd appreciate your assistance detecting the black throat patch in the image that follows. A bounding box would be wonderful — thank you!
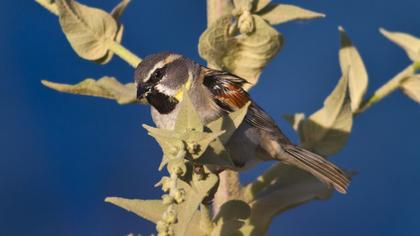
[146,90,179,114]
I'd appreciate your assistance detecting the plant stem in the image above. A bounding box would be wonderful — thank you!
[206,0,240,216]
[35,0,142,68]
[108,41,142,68]
[355,63,418,114]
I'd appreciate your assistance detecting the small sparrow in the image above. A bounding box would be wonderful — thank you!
[135,52,350,194]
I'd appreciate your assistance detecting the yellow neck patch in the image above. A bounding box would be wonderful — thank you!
[174,76,192,101]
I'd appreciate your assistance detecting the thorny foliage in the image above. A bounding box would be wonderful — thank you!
[36,0,420,235]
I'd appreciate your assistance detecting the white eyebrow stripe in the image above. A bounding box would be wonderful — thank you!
[144,54,182,82]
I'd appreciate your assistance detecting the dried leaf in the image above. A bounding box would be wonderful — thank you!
[206,102,250,143]
[339,27,368,112]
[56,0,118,61]
[211,200,251,236]
[380,28,420,62]
[41,77,137,104]
[401,75,420,104]
[199,15,283,88]
[300,73,353,156]
[258,4,325,25]
[105,197,166,223]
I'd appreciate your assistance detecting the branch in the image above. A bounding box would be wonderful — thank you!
[355,63,419,114]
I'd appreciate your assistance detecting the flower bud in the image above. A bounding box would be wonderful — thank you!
[173,189,186,203]
[162,194,174,205]
[163,206,177,224]
[238,11,254,34]
[156,220,169,233]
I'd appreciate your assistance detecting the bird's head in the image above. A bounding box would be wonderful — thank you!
[134,52,199,114]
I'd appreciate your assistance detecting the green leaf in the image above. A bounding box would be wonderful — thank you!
[240,163,333,236]
[142,124,185,170]
[143,124,232,168]
[105,197,166,224]
[401,75,420,104]
[174,174,218,236]
[258,4,325,25]
[206,102,250,143]
[175,91,204,132]
[184,130,226,160]
[56,0,118,61]
[380,28,420,62]
[252,0,271,12]
[199,15,283,88]
[339,26,369,112]
[95,0,131,64]
[211,200,251,236]
[95,24,124,64]
[300,73,353,156]
[41,77,137,104]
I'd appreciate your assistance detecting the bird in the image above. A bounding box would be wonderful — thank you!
[134,52,350,194]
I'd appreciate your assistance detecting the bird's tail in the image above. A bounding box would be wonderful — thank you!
[282,145,350,194]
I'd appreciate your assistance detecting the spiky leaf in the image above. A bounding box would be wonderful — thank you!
[105,197,166,223]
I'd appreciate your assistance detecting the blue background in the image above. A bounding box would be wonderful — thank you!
[1,0,419,235]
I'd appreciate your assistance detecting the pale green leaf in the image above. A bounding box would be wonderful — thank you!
[143,124,233,168]
[56,0,118,61]
[105,197,166,223]
[258,4,325,25]
[241,163,334,235]
[211,200,251,236]
[95,0,131,64]
[401,75,420,104]
[111,0,131,20]
[175,91,204,132]
[41,77,137,104]
[184,130,225,159]
[206,102,250,143]
[300,73,353,156]
[199,15,283,88]
[252,0,271,12]
[339,26,368,112]
[95,24,124,64]
[380,28,420,62]
[198,139,235,169]
[143,124,185,170]
[174,174,218,236]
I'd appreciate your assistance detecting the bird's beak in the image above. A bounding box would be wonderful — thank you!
[136,83,152,104]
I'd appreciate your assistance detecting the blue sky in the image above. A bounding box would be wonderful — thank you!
[0,0,419,235]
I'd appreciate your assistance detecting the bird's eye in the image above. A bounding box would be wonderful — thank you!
[150,67,166,83]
